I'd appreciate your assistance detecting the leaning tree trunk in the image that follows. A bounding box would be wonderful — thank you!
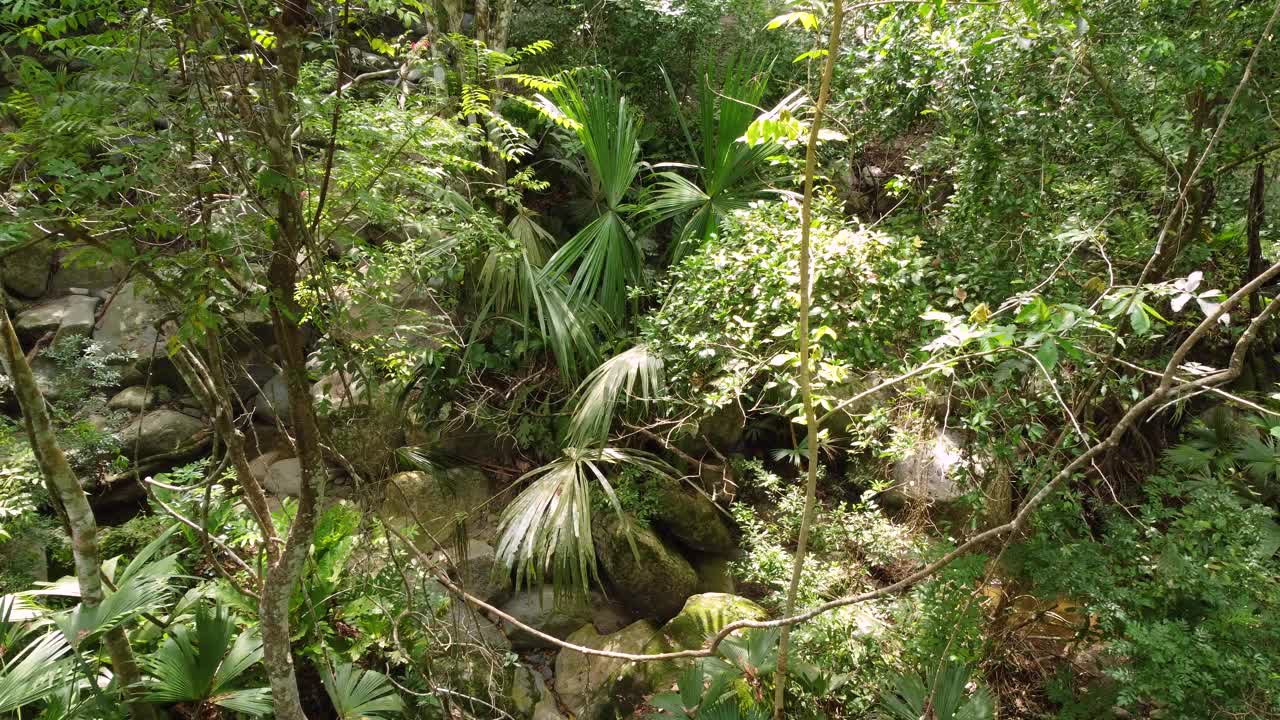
[0,297,156,720]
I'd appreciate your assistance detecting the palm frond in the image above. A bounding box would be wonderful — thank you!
[495,447,675,599]
[648,55,784,261]
[0,629,74,713]
[566,344,665,447]
[55,570,171,645]
[145,605,269,716]
[542,70,646,321]
[880,661,994,720]
[324,663,403,720]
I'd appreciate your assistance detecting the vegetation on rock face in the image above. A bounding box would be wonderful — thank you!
[1,0,1279,718]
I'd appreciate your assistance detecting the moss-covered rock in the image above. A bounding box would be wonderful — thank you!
[594,515,697,621]
[659,592,767,650]
[650,479,735,554]
[554,620,660,720]
[380,468,493,551]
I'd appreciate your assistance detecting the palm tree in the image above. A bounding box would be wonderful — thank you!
[541,70,647,322]
[880,661,995,720]
[143,605,272,717]
[0,627,74,713]
[647,55,785,262]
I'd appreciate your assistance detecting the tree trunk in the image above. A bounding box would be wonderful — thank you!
[252,2,331,719]
[772,3,845,718]
[0,298,156,720]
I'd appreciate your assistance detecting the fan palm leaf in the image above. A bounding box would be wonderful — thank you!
[0,628,74,713]
[880,661,995,720]
[541,70,646,321]
[323,663,403,720]
[144,605,271,716]
[648,55,784,261]
[495,447,675,598]
[566,344,665,447]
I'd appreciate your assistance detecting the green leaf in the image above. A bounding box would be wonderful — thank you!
[1129,303,1151,335]
[1035,339,1059,373]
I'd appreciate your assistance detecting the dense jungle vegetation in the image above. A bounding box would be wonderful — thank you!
[1,0,1279,718]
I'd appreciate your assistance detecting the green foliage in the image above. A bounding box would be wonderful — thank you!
[643,199,929,430]
[1010,463,1280,718]
[880,661,994,720]
[495,447,675,598]
[41,336,132,409]
[144,605,272,716]
[543,69,647,321]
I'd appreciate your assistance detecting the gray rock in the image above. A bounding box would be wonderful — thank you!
[380,468,493,551]
[93,282,164,364]
[107,385,172,412]
[443,602,510,650]
[693,555,736,594]
[252,373,292,423]
[2,237,53,298]
[650,479,735,554]
[555,620,661,720]
[14,295,99,343]
[247,449,288,484]
[498,587,631,650]
[116,409,206,458]
[49,249,127,294]
[433,539,512,605]
[263,457,343,497]
[886,427,970,507]
[594,516,698,621]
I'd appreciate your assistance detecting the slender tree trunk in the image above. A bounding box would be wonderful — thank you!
[0,298,156,720]
[1248,161,1266,317]
[252,3,332,719]
[772,3,844,718]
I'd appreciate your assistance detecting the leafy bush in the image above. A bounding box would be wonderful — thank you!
[1009,464,1280,718]
[642,199,931,428]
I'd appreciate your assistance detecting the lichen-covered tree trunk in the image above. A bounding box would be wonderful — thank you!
[0,298,156,720]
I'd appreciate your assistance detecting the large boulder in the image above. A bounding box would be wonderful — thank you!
[380,468,493,551]
[14,295,99,343]
[885,427,970,510]
[433,540,512,605]
[498,587,631,650]
[594,516,698,621]
[93,282,174,387]
[650,479,735,554]
[48,248,127,294]
[554,620,661,720]
[107,384,172,413]
[116,409,206,458]
[659,593,767,650]
[2,238,53,298]
[443,601,510,651]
